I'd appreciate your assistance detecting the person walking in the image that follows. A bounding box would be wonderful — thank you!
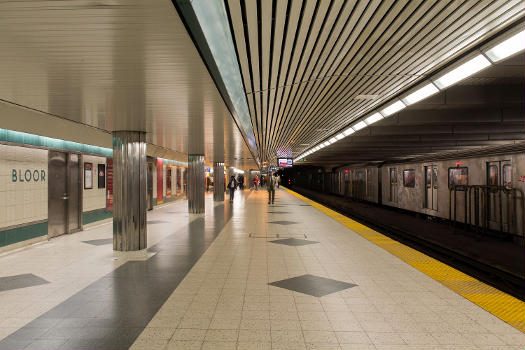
[227,175,237,202]
[253,175,259,191]
[276,174,281,188]
[267,172,276,204]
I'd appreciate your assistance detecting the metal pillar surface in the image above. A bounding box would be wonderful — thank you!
[213,162,225,201]
[188,155,205,213]
[112,131,147,251]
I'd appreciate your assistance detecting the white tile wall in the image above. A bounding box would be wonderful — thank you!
[82,155,107,212]
[0,144,48,229]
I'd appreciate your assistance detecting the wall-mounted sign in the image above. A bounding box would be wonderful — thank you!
[11,169,46,182]
[106,159,113,210]
[98,164,106,189]
[278,158,293,168]
[84,163,93,189]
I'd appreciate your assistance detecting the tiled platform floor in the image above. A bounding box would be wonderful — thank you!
[0,189,523,349]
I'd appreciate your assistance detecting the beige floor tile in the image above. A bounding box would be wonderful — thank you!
[165,340,203,350]
[202,341,237,350]
[210,318,242,330]
[271,342,307,350]
[328,320,363,332]
[367,332,407,345]
[271,319,302,331]
[335,331,371,344]
[300,320,333,331]
[302,331,338,344]
[172,328,207,341]
[138,327,176,340]
[305,343,341,350]
[236,341,272,350]
[243,310,270,320]
[298,312,328,321]
[271,330,304,343]
[238,329,272,343]
[241,319,271,330]
[271,311,300,320]
[178,318,211,329]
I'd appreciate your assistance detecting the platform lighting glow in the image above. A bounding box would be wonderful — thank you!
[352,121,367,131]
[343,127,355,136]
[433,55,491,89]
[315,146,320,151]
[364,113,383,125]
[329,137,337,144]
[323,141,330,147]
[335,133,345,140]
[484,30,525,62]
[233,168,244,174]
[402,83,439,105]
[318,143,325,149]
[380,100,406,116]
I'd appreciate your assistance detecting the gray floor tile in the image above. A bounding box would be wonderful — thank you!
[270,238,319,246]
[268,221,298,225]
[269,275,357,297]
[0,273,49,292]
[82,238,113,246]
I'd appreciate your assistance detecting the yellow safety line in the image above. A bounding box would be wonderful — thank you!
[284,187,525,333]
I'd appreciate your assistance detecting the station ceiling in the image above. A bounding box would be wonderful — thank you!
[0,0,256,168]
[219,0,525,163]
[301,51,525,167]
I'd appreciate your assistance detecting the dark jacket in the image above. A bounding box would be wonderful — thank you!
[227,179,237,190]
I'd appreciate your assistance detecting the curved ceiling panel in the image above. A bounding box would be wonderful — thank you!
[224,0,525,162]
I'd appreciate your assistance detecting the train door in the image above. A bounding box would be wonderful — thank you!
[425,165,438,210]
[486,160,511,230]
[366,169,372,199]
[389,168,397,203]
[48,151,81,238]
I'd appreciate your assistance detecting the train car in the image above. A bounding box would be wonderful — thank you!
[304,147,525,243]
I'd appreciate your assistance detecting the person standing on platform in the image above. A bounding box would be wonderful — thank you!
[267,172,276,204]
[253,175,259,191]
[276,174,281,188]
[227,175,237,202]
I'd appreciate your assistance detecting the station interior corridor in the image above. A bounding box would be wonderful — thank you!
[0,190,523,350]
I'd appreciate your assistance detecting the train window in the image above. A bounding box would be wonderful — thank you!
[488,165,498,186]
[403,169,415,188]
[448,167,468,188]
[503,164,512,188]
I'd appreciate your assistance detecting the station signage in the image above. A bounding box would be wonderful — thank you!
[277,158,293,168]
[11,169,46,183]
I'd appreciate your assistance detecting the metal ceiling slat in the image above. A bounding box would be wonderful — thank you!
[260,0,272,154]
[281,0,389,149]
[293,0,475,147]
[317,0,520,133]
[245,0,261,93]
[226,0,254,94]
[275,0,331,152]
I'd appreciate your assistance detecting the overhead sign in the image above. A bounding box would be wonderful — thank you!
[278,158,293,168]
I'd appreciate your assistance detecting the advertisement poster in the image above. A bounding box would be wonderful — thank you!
[106,158,113,210]
[156,159,163,204]
[84,163,93,189]
[166,167,172,198]
[98,164,106,189]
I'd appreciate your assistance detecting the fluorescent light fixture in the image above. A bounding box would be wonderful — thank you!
[323,141,330,147]
[485,30,525,62]
[335,133,345,140]
[381,100,406,116]
[364,112,383,125]
[343,127,355,136]
[329,137,337,144]
[352,121,367,131]
[315,146,320,151]
[433,55,491,89]
[402,83,439,105]
[318,144,325,149]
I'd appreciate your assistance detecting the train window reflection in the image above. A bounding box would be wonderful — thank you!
[503,164,512,188]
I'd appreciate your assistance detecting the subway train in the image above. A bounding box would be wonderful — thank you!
[288,145,525,244]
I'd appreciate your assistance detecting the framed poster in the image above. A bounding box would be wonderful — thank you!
[106,159,113,210]
[448,167,468,188]
[84,163,93,189]
[98,164,106,189]
[403,169,415,188]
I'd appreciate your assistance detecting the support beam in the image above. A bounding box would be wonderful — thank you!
[213,162,225,201]
[188,155,205,213]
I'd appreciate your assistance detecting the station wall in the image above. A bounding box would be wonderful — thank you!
[0,131,187,252]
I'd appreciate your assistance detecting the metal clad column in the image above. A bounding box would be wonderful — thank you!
[112,131,147,251]
[188,155,205,213]
[213,162,225,201]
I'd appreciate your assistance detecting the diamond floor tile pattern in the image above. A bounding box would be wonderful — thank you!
[269,274,357,297]
[270,238,319,246]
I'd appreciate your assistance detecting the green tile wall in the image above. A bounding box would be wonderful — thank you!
[82,209,113,225]
[0,222,48,248]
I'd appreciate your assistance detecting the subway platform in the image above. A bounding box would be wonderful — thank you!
[0,190,523,350]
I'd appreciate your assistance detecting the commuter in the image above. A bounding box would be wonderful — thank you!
[276,174,281,188]
[227,175,237,201]
[267,172,276,204]
[253,175,259,191]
